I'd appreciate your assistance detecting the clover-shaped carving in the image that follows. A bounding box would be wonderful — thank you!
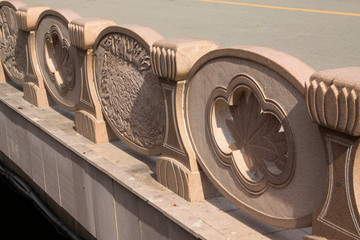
[44,25,74,96]
[207,75,294,195]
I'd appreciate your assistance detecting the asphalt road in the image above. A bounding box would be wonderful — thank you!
[24,0,360,71]
[25,0,360,71]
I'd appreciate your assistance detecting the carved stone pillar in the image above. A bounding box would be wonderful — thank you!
[68,18,116,143]
[151,38,219,201]
[16,5,51,107]
[304,67,360,240]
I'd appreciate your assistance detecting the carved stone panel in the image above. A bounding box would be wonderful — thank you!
[35,10,81,111]
[185,47,327,228]
[94,26,165,156]
[0,1,27,84]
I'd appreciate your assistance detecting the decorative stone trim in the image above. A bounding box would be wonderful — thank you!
[16,5,50,31]
[306,67,360,136]
[151,38,218,81]
[69,18,115,50]
[156,157,218,201]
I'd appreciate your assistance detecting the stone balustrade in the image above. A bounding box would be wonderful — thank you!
[0,1,358,239]
[304,67,360,240]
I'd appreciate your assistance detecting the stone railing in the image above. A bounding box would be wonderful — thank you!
[0,1,358,239]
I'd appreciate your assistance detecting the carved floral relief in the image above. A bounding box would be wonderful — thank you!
[0,5,27,83]
[95,33,165,154]
[207,75,294,195]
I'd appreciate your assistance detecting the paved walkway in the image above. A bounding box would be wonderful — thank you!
[27,0,360,71]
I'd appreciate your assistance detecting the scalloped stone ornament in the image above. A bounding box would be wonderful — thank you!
[44,25,75,96]
[207,75,294,195]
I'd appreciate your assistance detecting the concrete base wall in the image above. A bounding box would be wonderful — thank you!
[0,84,197,240]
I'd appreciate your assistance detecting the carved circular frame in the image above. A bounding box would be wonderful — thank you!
[185,47,326,228]
[93,25,165,156]
[35,10,81,111]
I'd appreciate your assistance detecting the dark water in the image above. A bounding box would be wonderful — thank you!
[0,176,70,239]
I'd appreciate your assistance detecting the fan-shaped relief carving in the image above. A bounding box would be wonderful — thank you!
[44,25,74,96]
[0,4,27,84]
[94,32,165,155]
[207,75,294,195]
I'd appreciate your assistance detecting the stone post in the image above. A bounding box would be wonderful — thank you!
[151,38,219,201]
[16,5,51,107]
[68,18,116,143]
[304,67,360,240]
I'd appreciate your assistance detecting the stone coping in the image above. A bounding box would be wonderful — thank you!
[0,80,311,239]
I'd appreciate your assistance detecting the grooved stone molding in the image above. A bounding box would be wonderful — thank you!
[16,5,49,31]
[34,9,81,111]
[157,157,191,200]
[151,38,219,201]
[305,67,360,240]
[69,17,115,50]
[185,46,326,228]
[0,0,27,84]
[306,67,360,136]
[93,24,165,156]
[151,37,218,81]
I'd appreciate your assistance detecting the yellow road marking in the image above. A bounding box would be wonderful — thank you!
[199,0,360,16]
